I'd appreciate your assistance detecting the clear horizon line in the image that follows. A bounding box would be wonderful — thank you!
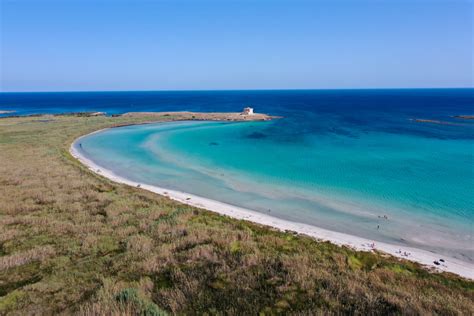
[1,86,473,94]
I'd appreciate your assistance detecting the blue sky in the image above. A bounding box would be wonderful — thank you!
[1,0,472,91]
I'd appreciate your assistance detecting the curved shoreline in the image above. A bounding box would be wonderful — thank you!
[70,127,474,280]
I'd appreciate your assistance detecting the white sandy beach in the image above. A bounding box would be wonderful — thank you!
[70,131,474,280]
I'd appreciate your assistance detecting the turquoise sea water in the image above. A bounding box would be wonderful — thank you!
[78,117,473,261]
[27,89,468,261]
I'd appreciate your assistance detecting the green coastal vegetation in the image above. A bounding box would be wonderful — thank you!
[0,113,473,315]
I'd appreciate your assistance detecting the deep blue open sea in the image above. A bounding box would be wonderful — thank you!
[2,89,473,260]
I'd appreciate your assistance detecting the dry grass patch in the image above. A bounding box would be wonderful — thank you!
[0,246,55,271]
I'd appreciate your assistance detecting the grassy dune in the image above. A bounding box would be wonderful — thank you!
[0,114,473,315]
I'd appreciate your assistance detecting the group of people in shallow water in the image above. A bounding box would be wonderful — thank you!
[376,214,389,230]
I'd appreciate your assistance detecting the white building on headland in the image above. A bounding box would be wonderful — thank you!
[242,107,254,115]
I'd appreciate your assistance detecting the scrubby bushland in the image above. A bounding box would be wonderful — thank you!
[0,115,473,315]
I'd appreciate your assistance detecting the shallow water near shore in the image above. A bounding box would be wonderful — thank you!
[77,117,473,262]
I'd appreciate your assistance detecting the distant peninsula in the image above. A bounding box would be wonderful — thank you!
[120,111,279,121]
[412,118,457,125]
[453,115,474,120]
